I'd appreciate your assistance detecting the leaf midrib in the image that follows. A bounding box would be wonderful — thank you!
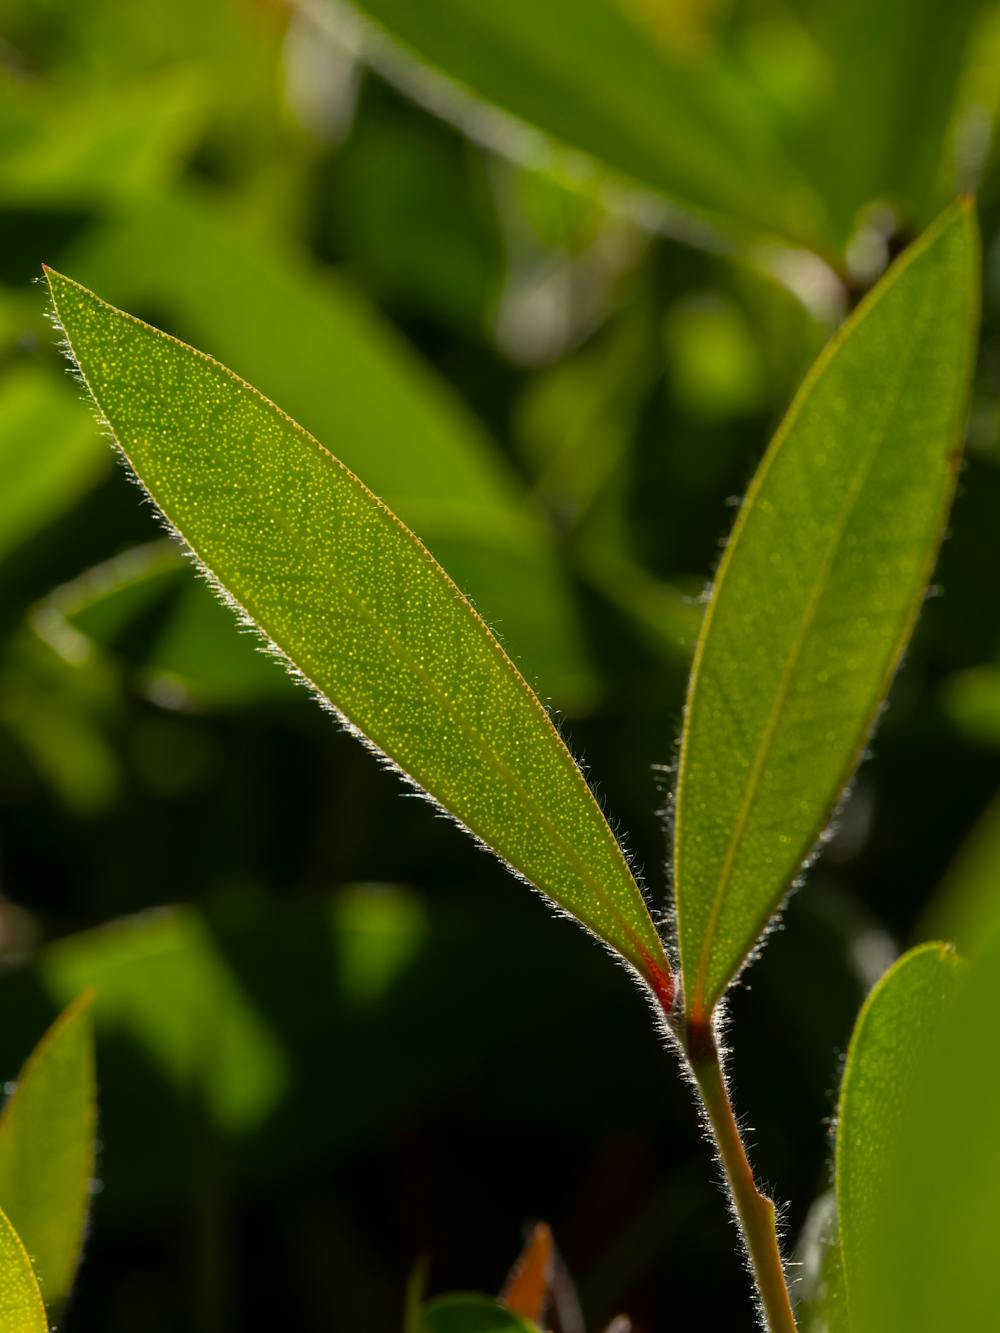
[688,278,934,1019]
[51,279,665,977]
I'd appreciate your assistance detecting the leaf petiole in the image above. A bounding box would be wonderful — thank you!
[686,1024,797,1333]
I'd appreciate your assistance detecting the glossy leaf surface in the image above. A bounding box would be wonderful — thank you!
[0,1207,47,1333]
[45,269,672,1000]
[0,993,96,1307]
[343,0,824,249]
[674,201,978,1021]
[419,1295,537,1333]
[835,943,961,1326]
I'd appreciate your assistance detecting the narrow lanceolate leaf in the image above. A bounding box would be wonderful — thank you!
[44,269,673,1006]
[0,1207,48,1333]
[835,943,962,1329]
[674,200,979,1023]
[0,992,96,1307]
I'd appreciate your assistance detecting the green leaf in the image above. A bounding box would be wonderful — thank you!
[858,911,1000,1330]
[419,1295,538,1332]
[0,367,106,566]
[0,992,96,1308]
[835,943,962,1328]
[807,0,988,242]
[63,189,593,707]
[44,269,673,1005]
[674,200,979,1023]
[940,663,1000,747]
[0,75,205,205]
[924,788,1000,957]
[793,1194,848,1333]
[0,1207,47,1333]
[32,541,294,708]
[340,0,825,250]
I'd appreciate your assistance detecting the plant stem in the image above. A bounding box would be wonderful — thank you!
[686,1024,798,1332]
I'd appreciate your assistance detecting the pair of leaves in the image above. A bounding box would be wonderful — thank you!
[44,197,977,1029]
[0,994,96,1322]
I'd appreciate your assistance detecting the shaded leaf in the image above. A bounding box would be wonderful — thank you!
[835,943,961,1327]
[0,367,106,566]
[807,0,988,242]
[32,542,293,707]
[862,914,1000,1330]
[45,269,673,1004]
[674,200,978,1022]
[0,992,96,1307]
[419,1294,538,1333]
[340,0,826,250]
[924,788,1000,955]
[793,1193,847,1333]
[0,1207,47,1333]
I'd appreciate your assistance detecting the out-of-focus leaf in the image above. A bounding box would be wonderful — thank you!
[43,910,290,1137]
[0,367,106,566]
[0,673,119,815]
[0,992,96,1308]
[0,76,205,204]
[674,201,979,1023]
[924,789,1000,957]
[419,1295,537,1333]
[500,1222,552,1322]
[855,912,1000,1330]
[339,0,826,251]
[62,189,593,706]
[793,1193,847,1333]
[808,0,987,242]
[835,943,961,1327]
[0,1207,47,1333]
[45,268,673,1004]
[940,663,1000,746]
[32,543,294,708]
[663,293,767,423]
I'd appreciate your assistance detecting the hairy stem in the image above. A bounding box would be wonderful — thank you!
[685,1024,798,1332]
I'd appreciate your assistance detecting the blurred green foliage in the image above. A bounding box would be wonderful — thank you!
[1,0,1000,1329]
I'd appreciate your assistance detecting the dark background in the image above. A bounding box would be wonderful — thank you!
[1,1,999,1329]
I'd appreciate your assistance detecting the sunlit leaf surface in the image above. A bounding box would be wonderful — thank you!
[0,1207,47,1333]
[45,268,672,1002]
[0,993,96,1307]
[62,190,594,706]
[674,201,979,1021]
